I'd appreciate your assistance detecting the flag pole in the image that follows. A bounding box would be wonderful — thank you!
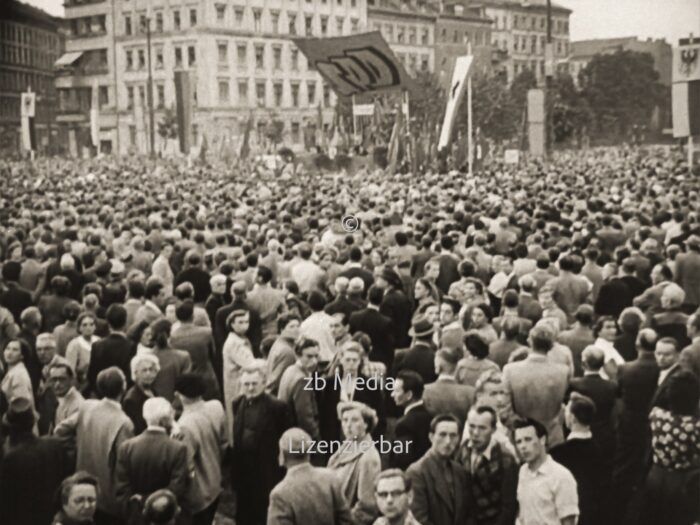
[467,41,473,176]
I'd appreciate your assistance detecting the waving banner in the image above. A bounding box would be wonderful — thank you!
[672,37,700,138]
[293,32,413,97]
[438,55,473,150]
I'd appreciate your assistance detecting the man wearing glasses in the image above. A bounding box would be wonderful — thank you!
[46,362,84,434]
[373,469,422,525]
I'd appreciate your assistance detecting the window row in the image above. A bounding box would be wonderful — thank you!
[374,22,432,46]
[68,15,107,37]
[58,86,110,113]
[1,44,58,70]
[217,42,309,72]
[510,14,569,34]
[216,79,332,108]
[437,27,487,46]
[0,21,59,48]
[0,70,52,94]
[125,45,196,71]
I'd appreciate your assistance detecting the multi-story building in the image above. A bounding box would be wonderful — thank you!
[473,0,571,84]
[434,4,493,89]
[570,37,672,86]
[57,0,367,156]
[368,0,439,77]
[0,0,63,155]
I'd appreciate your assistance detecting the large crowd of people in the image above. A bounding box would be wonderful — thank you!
[0,146,698,525]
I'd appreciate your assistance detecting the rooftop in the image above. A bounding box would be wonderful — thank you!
[4,0,63,32]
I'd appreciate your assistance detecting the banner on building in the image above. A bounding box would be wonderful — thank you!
[90,79,100,149]
[293,32,413,97]
[672,38,700,138]
[353,103,375,116]
[174,70,193,154]
[438,55,473,150]
[20,91,36,152]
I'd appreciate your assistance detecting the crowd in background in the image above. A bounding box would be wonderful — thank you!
[0,146,698,525]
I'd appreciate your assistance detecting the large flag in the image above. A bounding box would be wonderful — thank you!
[673,38,700,138]
[438,55,473,150]
[90,79,100,149]
[293,32,414,98]
[174,70,193,154]
[20,91,36,152]
[386,103,404,174]
[239,113,253,159]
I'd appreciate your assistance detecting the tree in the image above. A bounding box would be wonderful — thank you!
[579,50,665,138]
[551,73,593,144]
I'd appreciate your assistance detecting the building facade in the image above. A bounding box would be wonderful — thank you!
[570,37,672,86]
[434,4,493,89]
[368,0,438,76]
[0,0,63,155]
[57,0,367,156]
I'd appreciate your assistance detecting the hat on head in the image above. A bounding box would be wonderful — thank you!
[409,316,435,338]
[685,234,700,248]
[2,397,35,432]
[174,373,206,398]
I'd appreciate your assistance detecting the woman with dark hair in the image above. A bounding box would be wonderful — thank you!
[0,339,34,406]
[456,333,499,387]
[593,315,624,380]
[641,370,700,525]
[468,303,498,345]
[412,278,439,323]
[126,320,154,356]
[66,313,100,391]
[52,471,99,525]
[148,318,191,402]
[222,309,255,444]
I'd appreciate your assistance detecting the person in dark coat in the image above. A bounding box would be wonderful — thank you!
[392,317,437,384]
[613,328,660,521]
[232,364,292,525]
[122,354,160,435]
[348,286,395,370]
[423,348,475,428]
[551,394,606,525]
[325,277,364,320]
[0,397,71,525]
[86,304,136,396]
[376,271,412,350]
[595,263,633,318]
[0,261,33,324]
[174,252,211,304]
[389,370,432,470]
[339,247,375,298]
[406,414,472,525]
[650,336,684,410]
[435,237,461,296]
[115,397,189,523]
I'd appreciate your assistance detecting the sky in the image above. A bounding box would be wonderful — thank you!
[24,0,700,45]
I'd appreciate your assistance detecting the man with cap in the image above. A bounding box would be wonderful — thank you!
[674,234,700,312]
[0,397,71,525]
[393,316,438,384]
[174,373,227,525]
[376,268,412,349]
[267,428,353,525]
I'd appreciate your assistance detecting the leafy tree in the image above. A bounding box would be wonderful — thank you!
[579,50,665,137]
[551,73,593,144]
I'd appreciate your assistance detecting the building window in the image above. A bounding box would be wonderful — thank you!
[155,12,163,32]
[421,55,429,71]
[188,46,196,67]
[305,15,313,36]
[256,82,266,106]
[273,46,282,70]
[351,18,358,32]
[135,49,144,70]
[453,30,459,43]
[288,13,297,35]
[126,49,133,70]
[291,48,299,70]
[291,83,299,106]
[156,83,165,108]
[409,54,417,73]
[189,9,197,26]
[99,86,109,107]
[155,47,164,69]
[253,9,262,32]
[408,27,416,44]
[320,16,328,36]
[273,82,283,107]
[323,85,330,107]
[219,80,229,103]
[386,24,394,42]
[216,4,226,22]
[138,85,146,106]
[336,17,344,35]
[397,26,404,43]
[271,11,280,34]
[234,7,244,26]
[351,0,356,7]
[129,125,136,145]
[139,14,147,33]
[238,81,248,106]
[291,122,300,142]
[218,42,228,64]
[255,45,264,69]
[175,47,183,67]
[237,44,247,68]
[125,15,132,35]
[307,81,316,106]
[174,10,181,30]
[127,85,134,109]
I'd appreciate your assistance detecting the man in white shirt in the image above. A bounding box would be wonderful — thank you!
[299,291,336,364]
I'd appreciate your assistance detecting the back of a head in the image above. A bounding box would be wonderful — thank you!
[174,300,194,323]
[279,427,313,463]
[96,367,125,399]
[501,316,521,340]
[436,347,460,373]
[143,397,173,427]
[569,393,596,426]
[106,303,127,330]
[530,325,554,353]
[307,291,326,312]
[581,345,605,371]
[367,285,383,306]
[143,489,179,525]
[636,328,658,353]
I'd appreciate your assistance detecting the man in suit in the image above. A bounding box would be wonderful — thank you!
[174,251,211,304]
[389,370,432,470]
[247,265,286,339]
[278,339,322,441]
[675,234,700,311]
[651,336,684,410]
[267,428,353,524]
[595,263,633,318]
[551,394,605,525]
[458,406,518,525]
[503,324,569,448]
[492,290,533,343]
[86,304,136,396]
[393,317,437,384]
[373,469,422,525]
[376,271,413,350]
[423,347,474,427]
[613,328,660,519]
[558,305,596,377]
[0,397,71,525]
[435,236,460,295]
[349,285,395,370]
[633,263,673,314]
[339,246,375,297]
[174,373,227,525]
[55,367,135,525]
[42,361,84,435]
[406,414,471,525]
[548,255,590,323]
[123,354,161,434]
[115,397,190,523]
[411,235,437,279]
[0,261,33,323]
[569,346,617,466]
[681,313,700,378]
[618,258,646,303]
[232,364,291,525]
